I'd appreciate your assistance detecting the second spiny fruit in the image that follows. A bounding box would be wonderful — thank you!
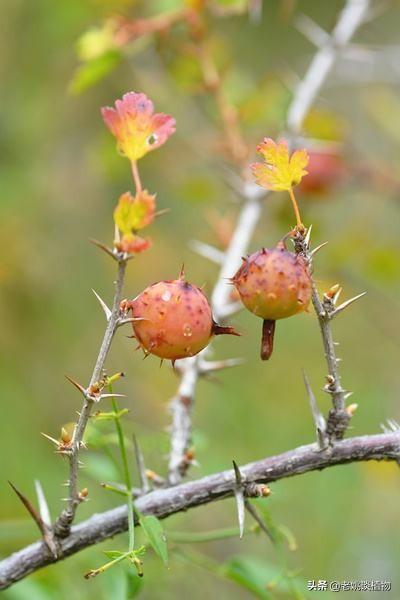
[232,241,311,360]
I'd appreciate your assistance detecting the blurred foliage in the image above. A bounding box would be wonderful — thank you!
[1,0,400,598]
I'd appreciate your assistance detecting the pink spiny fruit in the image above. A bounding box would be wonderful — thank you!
[231,241,311,360]
[127,273,238,362]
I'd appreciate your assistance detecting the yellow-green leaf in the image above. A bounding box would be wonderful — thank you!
[251,138,309,192]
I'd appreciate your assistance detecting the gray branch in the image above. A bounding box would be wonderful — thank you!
[55,259,127,536]
[1,431,399,589]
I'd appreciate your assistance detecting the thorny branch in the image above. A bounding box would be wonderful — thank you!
[294,230,364,443]
[1,431,399,589]
[54,258,127,537]
[167,0,371,484]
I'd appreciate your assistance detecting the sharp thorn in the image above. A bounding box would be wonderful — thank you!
[65,375,86,395]
[34,480,51,527]
[304,224,313,247]
[332,292,367,318]
[92,289,112,320]
[302,369,326,448]
[310,241,328,257]
[89,238,117,260]
[232,460,245,539]
[8,481,44,532]
[41,432,60,447]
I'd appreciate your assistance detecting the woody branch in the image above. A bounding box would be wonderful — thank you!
[1,431,399,589]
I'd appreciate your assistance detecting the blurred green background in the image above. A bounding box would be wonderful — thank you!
[1,0,400,598]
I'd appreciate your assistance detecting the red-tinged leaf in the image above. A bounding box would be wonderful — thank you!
[117,234,152,255]
[114,191,156,234]
[101,91,176,162]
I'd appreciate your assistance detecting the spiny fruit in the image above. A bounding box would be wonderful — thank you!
[231,241,311,360]
[127,273,238,362]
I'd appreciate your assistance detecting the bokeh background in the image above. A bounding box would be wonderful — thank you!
[1,0,400,598]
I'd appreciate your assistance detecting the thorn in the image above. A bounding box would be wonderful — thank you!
[92,289,112,320]
[302,369,327,449]
[304,224,313,247]
[310,241,328,257]
[8,481,58,557]
[41,432,61,447]
[89,238,117,261]
[179,263,185,280]
[332,292,367,318]
[133,434,150,494]
[9,481,43,531]
[232,460,245,539]
[118,316,148,327]
[65,375,86,395]
[386,418,400,432]
[34,480,51,527]
[99,393,127,400]
[189,240,225,265]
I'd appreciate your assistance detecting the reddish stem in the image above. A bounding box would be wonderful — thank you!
[261,319,276,360]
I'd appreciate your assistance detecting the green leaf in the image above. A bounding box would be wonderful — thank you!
[103,550,126,560]
[139,515,168,566]
[69,50,121,95]
[222,557,274,600]
[223,555,307,600]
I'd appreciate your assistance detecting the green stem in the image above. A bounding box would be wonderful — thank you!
[110,388,135,553]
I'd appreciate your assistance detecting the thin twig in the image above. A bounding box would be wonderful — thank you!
[2,431,399,589]
[294,232,355,442]
[54,259,127,537]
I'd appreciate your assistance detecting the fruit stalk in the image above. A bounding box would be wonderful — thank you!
[261,319,276,360]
